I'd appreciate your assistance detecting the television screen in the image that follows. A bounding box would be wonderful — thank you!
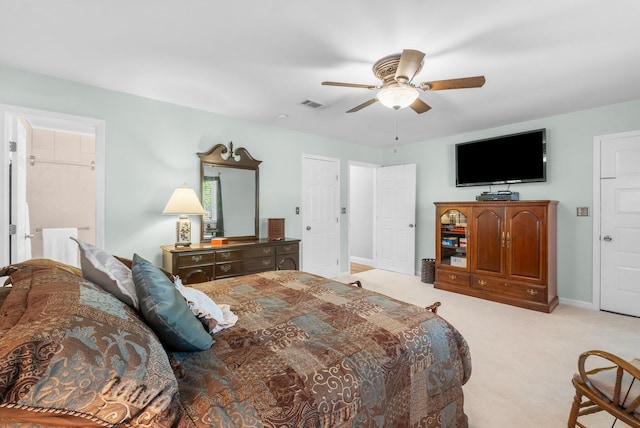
[455,129,546,187]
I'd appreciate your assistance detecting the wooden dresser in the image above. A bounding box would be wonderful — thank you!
[161,238,300,284]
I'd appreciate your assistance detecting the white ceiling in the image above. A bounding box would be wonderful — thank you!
[1,0,639,148]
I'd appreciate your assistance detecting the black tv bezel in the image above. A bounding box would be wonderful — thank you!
[455,128,547,188]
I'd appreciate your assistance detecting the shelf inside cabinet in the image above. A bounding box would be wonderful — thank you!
[439,209,468,268]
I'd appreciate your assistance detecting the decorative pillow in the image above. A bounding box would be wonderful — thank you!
[174,278,238,333]
[71,238,139,310]
[132,254,213,351]
[0,262,182,426]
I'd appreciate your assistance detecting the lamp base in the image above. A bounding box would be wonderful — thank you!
[175,216,192,248]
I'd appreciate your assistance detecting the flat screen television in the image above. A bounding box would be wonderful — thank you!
[455,129,547,187]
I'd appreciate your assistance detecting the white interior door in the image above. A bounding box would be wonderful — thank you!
[301,155,340,278]
[376,164,416,275]
[599,131,640,317]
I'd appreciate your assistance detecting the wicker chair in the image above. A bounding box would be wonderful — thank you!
[568,350,640,428]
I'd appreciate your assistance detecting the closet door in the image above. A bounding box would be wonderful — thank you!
[471,206,505,277]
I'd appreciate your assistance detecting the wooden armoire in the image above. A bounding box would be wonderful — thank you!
[434,200,558,312]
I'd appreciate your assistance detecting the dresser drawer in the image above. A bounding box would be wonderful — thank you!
[276,243,299,255]
[436,268,470,288]
[215,257,275,278]
[276,254,299,270]
[471,275,547,303]
[177,265,213,285]
[175,251,215,268]
[215,246,275,262]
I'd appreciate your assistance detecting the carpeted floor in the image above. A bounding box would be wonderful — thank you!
[336,269,639,428]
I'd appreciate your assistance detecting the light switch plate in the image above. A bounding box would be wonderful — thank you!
[577,207,589,216]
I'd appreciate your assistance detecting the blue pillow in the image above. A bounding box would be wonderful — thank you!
[132,254,213,351]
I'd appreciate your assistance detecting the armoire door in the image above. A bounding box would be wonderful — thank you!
[471,206,505,276]
[506,205,547,284]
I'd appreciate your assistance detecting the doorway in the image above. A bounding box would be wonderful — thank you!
[348,162,377,273]
[348,162,417,276]
[1,105,105,267]
[593,130,640,317]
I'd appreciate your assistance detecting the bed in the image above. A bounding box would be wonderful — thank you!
[0,257,471,427]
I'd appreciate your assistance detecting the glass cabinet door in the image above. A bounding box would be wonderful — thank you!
[439,209,468,268]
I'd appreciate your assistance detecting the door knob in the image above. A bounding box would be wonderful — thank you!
[409,224,415,228]
[603,235,613,242]
[306,226,311,230]
[25,233,34,239]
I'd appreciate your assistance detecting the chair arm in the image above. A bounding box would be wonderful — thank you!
[577,350,640,413]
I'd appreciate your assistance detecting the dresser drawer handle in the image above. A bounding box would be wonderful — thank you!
[448,274,457,280]
[262,259,271,266]
[219,252,231,260]
[527,289,538,295]
[263,248,273,254]
[190,255,203,263]
[477,280,487,286]
[220,264,232,272]
[283,246,291,251]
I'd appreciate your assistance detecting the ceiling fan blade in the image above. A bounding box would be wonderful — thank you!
[410,98,432,114]
[322,81,377,89]
[346,98,378,113]
[395,49,425,83]
[423,76,486,91]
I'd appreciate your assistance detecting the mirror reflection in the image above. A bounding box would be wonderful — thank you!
[198,142,261,241]
[202,165,256,238]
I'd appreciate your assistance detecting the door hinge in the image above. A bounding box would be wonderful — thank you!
[9,224,17,235]
[9,141,17,152]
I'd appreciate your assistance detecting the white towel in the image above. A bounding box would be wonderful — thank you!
[42,228,79,267]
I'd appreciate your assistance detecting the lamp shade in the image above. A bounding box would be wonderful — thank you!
[377,85,419,110]
[162,184,205,215]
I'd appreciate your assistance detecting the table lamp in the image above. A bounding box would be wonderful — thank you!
[163,183,205,247]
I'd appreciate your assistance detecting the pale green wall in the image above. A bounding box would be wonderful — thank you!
[0,66,381,268]
[383,99,640,303]
[3,66,640,303]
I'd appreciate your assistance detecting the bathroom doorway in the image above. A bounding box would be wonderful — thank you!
[1,105,105,267]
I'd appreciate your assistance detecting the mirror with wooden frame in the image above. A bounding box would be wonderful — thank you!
[198,142,261,241]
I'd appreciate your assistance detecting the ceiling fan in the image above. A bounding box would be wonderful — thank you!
[322,49,485,114]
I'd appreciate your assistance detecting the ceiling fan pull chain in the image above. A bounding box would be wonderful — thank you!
[394,119,399,153]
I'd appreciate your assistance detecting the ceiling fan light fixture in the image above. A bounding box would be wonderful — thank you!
[377,86,419,110]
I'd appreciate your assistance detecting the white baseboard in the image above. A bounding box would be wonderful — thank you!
[349,256,374,267]
[558,297,594,310]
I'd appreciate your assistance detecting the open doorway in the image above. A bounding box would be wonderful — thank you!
[349,162,377,274]
[1,105,105,267]
[348,162,417,276]
[22,116,96,264]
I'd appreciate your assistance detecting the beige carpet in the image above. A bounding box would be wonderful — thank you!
[337,269,639,428]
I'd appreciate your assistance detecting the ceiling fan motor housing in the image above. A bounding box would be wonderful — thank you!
[372,53,423,85]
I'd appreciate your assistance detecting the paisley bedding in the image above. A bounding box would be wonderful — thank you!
[0,260,471,427]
